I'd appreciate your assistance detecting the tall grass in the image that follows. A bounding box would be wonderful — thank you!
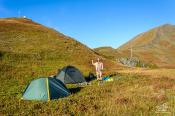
[1,67,175,115]
[1,18,175,115]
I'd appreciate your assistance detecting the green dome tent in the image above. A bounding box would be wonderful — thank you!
[22,77,70,101]
[56,66,86,84]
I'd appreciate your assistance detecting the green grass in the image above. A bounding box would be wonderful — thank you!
[95,24,175,68]
[1,18,175,115]
[0,18,119,75]
[1,71,175,115]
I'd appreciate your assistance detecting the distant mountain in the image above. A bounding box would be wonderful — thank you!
[118,24,175,50]
[95,24,175,68]
[94,47,121,60]
[0,18,120,78]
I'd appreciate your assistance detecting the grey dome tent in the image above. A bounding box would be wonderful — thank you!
[22,77,70,101]
[56,66,86,84]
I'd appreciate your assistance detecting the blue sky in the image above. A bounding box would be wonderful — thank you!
[0,0,175,48]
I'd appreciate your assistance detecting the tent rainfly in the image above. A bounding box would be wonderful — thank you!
[56,66,86,84]
[22,77,70,101]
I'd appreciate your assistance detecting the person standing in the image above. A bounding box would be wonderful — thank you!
[92,58,104,80]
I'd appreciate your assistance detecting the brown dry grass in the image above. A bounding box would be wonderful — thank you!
[118,68,175,79]
[1,18,175,115]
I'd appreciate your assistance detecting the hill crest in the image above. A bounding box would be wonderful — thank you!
[0,17,121,76]
[95,23,175,68]
[118,23,175,50]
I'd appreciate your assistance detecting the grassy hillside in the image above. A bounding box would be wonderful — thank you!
[1,68,175,115]
[0,18,175,115]
[118,24,175,50]
[118,24,175,68]
[95,24,175,68]
[0,18,120,75]
[0,18,122,115]
[94,47,122,60]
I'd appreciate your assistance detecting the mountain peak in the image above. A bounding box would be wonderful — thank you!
[118,23,175,49]
[159,23,175,29]
[162,23,173,26]
[118,23,175,67]
[0,17,40,26]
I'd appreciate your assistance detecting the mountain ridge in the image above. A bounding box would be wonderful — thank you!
[118,23,175,50]
[95,23,175,68]
[0,17,121,77]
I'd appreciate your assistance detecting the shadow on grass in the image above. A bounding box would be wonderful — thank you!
[85,72,96,82]
[109,73,117,77]
[69,87,83,94]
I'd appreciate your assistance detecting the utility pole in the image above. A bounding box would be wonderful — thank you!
[130,45,133,59]
[18,10,20,17]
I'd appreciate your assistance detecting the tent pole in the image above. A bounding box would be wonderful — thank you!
[46,78,50,101]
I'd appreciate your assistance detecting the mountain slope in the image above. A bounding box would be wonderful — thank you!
[118,24,175,50]
[94,24,175,68]
[0,18,123,115]
[118,24,175,68]
[94,47,122,60]
[0,18,120,79]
